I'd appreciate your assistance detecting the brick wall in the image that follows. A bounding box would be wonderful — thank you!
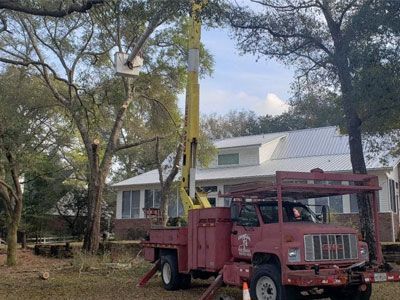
[114,218,151,240]
[331,212,398,242]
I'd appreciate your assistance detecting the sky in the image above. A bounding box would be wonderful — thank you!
[178,27,295,116]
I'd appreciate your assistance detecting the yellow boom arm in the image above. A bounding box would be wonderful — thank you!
[180,0,211,219]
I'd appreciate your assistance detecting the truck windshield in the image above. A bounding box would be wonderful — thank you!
[259,202,318,224]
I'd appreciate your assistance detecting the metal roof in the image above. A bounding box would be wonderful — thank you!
[214,132,287,148]
[112,126,397,188]
[112,154,393,188]
[271,126,348,159]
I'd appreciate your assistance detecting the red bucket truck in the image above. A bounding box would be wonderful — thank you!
[139,169,400,300]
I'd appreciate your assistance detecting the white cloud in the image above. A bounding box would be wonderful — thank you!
[179,89,290,117]
[199,89,261,114]
[253,93,290,116]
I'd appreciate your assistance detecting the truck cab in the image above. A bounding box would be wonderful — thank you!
[230,200,368,266]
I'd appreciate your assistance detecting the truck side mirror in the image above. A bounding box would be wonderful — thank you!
[322,205,328,223]
[231,202,240,222]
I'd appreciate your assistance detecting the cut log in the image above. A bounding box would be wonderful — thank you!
[39,271,50,280]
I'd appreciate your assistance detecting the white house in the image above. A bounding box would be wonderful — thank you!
[112,126,400,242]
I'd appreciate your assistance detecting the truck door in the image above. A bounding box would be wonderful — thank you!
[231,204,262,260]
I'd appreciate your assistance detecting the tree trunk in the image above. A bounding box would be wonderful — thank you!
[83,181,104,253]
[6,221,18,266]
[161,190,169,226]
[20,231,26,249]
[322,0,378,261]
[82,141,104,254]
[336,58,377,261]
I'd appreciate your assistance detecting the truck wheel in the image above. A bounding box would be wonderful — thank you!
[250,264,283,300]
[357,284,372,300]
[180,273,192,289]
[329,284,371,300]
[161,254,180,291]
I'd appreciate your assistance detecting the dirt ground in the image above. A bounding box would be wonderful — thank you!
[0,249,399,300]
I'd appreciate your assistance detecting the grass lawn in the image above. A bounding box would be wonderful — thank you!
[0,249,399,299]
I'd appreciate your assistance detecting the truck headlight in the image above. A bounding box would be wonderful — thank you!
[360,246,369,260]
[288,248,301,263]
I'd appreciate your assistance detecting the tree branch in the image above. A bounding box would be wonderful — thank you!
[0,0,103,17]
[155,137,164,185]
[165,142,182,185]
[229,13,334,57]
[0,179,18,208]
[115,136,162,152]
[250,0,321,11]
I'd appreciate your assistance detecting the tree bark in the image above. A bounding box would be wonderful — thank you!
[336,55,377,261]
[82,141,105,254]
[6,221,18,266]
[161,191,169,226]
[0,146,23,266]
[83,182,104,253]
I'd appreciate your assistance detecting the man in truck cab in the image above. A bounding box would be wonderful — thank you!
[258,201,320,224]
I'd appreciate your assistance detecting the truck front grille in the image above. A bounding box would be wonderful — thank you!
[304,234,358,261]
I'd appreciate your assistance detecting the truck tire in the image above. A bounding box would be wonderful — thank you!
[250,264,284,300]
[180,273,192,289]
[160,254,181,291]
[329,284,371,300]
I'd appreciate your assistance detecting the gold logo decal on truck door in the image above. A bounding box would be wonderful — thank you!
[238,234,251,257]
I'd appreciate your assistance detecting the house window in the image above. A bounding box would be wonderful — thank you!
[131,191,140,218]
[350,192,380,213]
[208,198,216,207]
[122,190,140,219]
[329,195,343,213]
[122,191,131,219]
[218,153,239,165]
[201,186,217,193]
[200,186,218,207]
[154,190,161,208]
[168,188,184,218]
[389,179,397,212]
[313,181,343,213]
[144,189,161,209]
[145,188,182,218]
[314,197,329,214]
[145,190,153,208]
[350,194,359,213]
[223,185,235,206]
